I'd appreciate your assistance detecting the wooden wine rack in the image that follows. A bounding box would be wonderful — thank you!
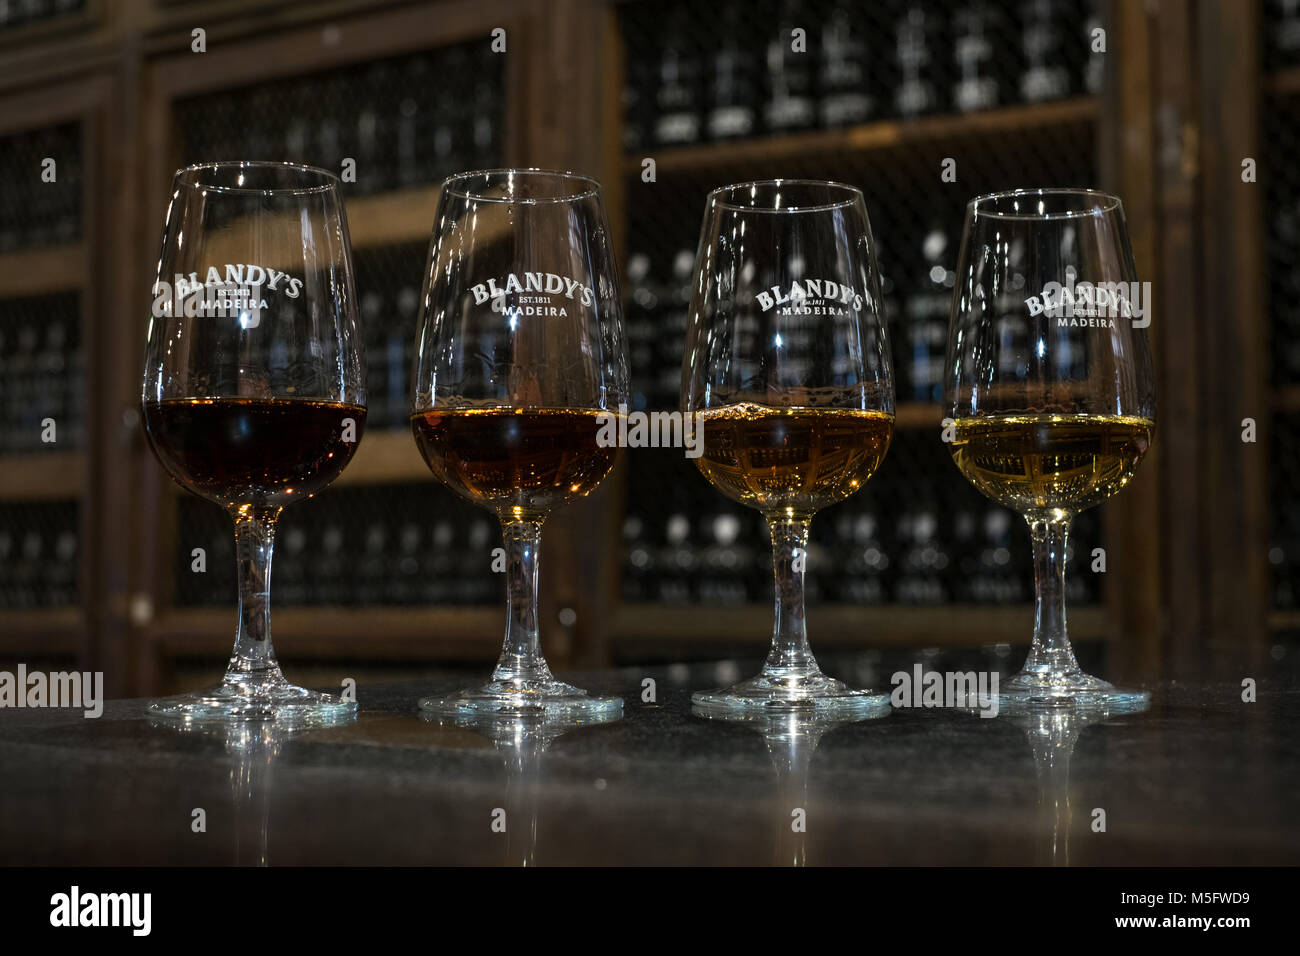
[0,0,1272,695]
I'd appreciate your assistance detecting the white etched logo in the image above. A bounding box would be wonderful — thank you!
[151,263,304,326]
[755,278,864,315]
[469,271,595,320]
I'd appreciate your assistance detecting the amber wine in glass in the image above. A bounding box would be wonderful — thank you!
[945,188,1155,713]
[411,170,628,719]
[684,180,896,719]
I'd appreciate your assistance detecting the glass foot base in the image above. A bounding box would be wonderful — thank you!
[993,670,1151,716]
[419,678,623,720]
[692,673,892,720]
[148,679,357,724]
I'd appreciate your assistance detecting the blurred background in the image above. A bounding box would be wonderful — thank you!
[0,0,1283,696]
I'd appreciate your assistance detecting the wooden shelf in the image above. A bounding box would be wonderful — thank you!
[347,182,525,250]
[1273,384,1300,412]
[0,450,84,500]
[197,185,441,270]
[0,242,84,297]
[895,403,943,430]
[149,606,501,660]
[611,603,1109,649]
[345,185,440,249]
[1267,609,1300,631]
[0,608,83,653]
[624,97,1099,176]
[336,428,430,486]
[0,2,101,54]
[1265,66,1300,95]
[144,603,1118,663]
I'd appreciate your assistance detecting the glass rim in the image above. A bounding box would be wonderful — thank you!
[439,167,602,204]
[173,161,342,196]
[707,178,865,214]
[968,187,1123,221]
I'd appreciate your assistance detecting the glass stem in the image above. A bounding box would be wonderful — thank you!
[492,520,553,685]
[762,516,821,681]
[1023,513,1081,681]
[226,506,285,687]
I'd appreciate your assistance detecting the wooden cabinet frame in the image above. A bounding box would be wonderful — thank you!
[0,0,1277,692]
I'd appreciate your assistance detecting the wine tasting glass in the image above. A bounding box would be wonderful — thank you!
[683,180,895,719]
[412,169,628,718]
[142,162,365,722]
[944,188,1156,713]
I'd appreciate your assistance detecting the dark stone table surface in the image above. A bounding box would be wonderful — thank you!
[1,656,1296,866]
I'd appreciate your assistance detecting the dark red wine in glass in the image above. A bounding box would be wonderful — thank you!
[141,162,365,723]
